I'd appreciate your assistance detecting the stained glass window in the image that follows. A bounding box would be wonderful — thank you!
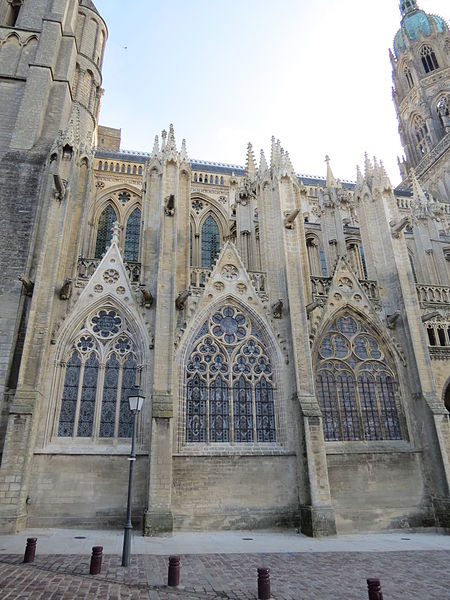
[99,354,120,437]
[77,353,98,437]
[124,208,141,262]
[315,312,404,442]
[201,215,220,268]
[57,309,141,441]
[58,353,81,437]
[185,305,276,444]
[95,205,117,258]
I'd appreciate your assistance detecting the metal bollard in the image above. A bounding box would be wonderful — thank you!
[168,555,180,587]
[258,567,271,600]
[89,546,103,575]
[367,578,384,600]
[23,537,37,563]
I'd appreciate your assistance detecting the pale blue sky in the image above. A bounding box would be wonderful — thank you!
[94,0,448,184]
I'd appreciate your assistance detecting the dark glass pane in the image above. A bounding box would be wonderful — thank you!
[377,373,402,440]
[95,205,117,259]
[189,224,193,267]
[99,354,119,438]
[319,246,328,276]
[91,310,122,339]
[209,375,230,442]
[124,208,141,262]
[336,315,358,335]
[316,371,340,441]
[186,375,207,442]
[255,378,276,442]
[336,372,361,440]
[359,244,368,279]
[118,355,137,438]
[77,353,98,437]
[201,215,220,268]
[58,353,81,437]
[233,377,253,442]
[358,372,382,440]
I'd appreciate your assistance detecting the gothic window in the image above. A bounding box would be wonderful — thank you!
[403,67,414,90]
[408,252,418,283]
[5,0,22,27]
[307,237,327,277]
[360,244,368,279]
[124,208,141,262]
[98,161,102,170]
[201,215,220,268]
[215,176,218,185]
[194,173,198,182]
[220,177,224,185]
[189,223,193,267]
[420,45,439,74]
[185,306,276,444]
[437,96,449,130]
[315,312,404,442]
[95,205,117,258]
[413,115,430,157]
[57,309,139,440]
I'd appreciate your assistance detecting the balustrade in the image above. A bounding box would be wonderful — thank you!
[76,257,141,285]
[416,284,450,307]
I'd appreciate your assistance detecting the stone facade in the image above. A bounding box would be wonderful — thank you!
[0,0,449,536]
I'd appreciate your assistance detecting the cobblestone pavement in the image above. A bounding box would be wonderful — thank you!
[0,551,449,599]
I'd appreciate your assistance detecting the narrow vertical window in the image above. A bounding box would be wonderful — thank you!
[118,355,137,438]
[124,208,141,262]
[201,215,220,268]
[77,353,99,437]
[58,353,81,437]
[95,205,117,258]
[99,354,120,438]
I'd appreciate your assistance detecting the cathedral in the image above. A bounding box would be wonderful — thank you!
[0,0,449,537]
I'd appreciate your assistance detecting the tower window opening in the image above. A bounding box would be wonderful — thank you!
[420,46,439,74]
[5,1,22,27]
[413,114,430,156]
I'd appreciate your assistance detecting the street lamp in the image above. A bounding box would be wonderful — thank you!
[121,387,145,567]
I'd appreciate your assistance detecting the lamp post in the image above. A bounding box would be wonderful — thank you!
[121,387,144,567]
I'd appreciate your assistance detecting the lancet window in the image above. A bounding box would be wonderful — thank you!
[95,205,117,258]
[413,115,430,157]
[57,308,139,440]
[403,66,414,90]
[201,215,220,268]
[315,313,404,442]
[306,237,327,277]
[124,208,141,262]
[185,306,276,444]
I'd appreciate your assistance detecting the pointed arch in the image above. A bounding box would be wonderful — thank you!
[178,297,285,450]
[95,204,117,258]
[313,309,405,442]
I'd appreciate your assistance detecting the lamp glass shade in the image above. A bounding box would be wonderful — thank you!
[128,393,144,412]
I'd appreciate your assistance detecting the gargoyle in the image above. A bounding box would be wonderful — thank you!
[53,174,67,201]
[139,284,153,309]
[176,290,191,310]
[59,278,72,300]
[306,301,321,315]
[284,209,300,229]
[390,216,410,238]
[387,311,400,329]
[164,194,175,216]
[272,299,283,319]
[421,311,440,322]
[18,275,34,297]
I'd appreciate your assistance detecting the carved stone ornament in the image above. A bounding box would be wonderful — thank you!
[272,299,283,319]
[236,177,256,205]
[18,275,34,297]
[59,278,73,301]
[164,194,175,216]
[176,290,191,310]
[221,264,239,280]
[103,269,119,284]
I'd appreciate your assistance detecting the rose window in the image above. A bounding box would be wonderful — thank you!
[211,307,247,344]
[91,310,122,339]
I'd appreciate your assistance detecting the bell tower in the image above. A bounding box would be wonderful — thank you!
[390,1,450,200]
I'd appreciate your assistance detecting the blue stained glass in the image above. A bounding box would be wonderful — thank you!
[99,354,119,438]
[359,244,368,280]
[92,310,122,338]
[255,378,276,442]
[201,216,220,268]
[77,353,98,437]
[118,355,136,438]
[233,377,253,442]
[58,353,81,437]
[319,246,328,277]
[95,205,117,258]
[124,208,141,262]
[186,375,207,442]
[337,315,358,335]
[358,372,382,440]
[209,376,230,442]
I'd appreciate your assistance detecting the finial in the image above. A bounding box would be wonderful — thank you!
[111,221,121,245]
[325,155,337,188]
[399,0,418,19]
[259,149,268,174]
[246,142,257,177]
[151,135,159,158]
[161,129,167,151]
[180,138,188,162]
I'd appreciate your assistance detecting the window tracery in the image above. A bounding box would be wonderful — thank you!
[315,313,404,442]
[420,45,439,74]
[124,208,141,262]
[185,306,276,444]
[57,308,139,440]
[201,215,220,268]
[95,205,117,258]
[413,114,431,157]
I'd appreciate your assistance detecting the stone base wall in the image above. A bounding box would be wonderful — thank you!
[327,448,432,533]
[26,454,148,529]
[172,454,299,530]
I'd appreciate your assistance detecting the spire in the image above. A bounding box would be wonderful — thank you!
[270,136,281,170]
[259,149,268,175]
[161,129,167,152]
[364,152,373,178]
[245,142,257,178]
[410,168,430,218]
[356,164,363,186]
[167,123,177,152]
[325,155,337,188]
[151,135,159,159]
[180,138,188,162]
[399,0,419,19]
